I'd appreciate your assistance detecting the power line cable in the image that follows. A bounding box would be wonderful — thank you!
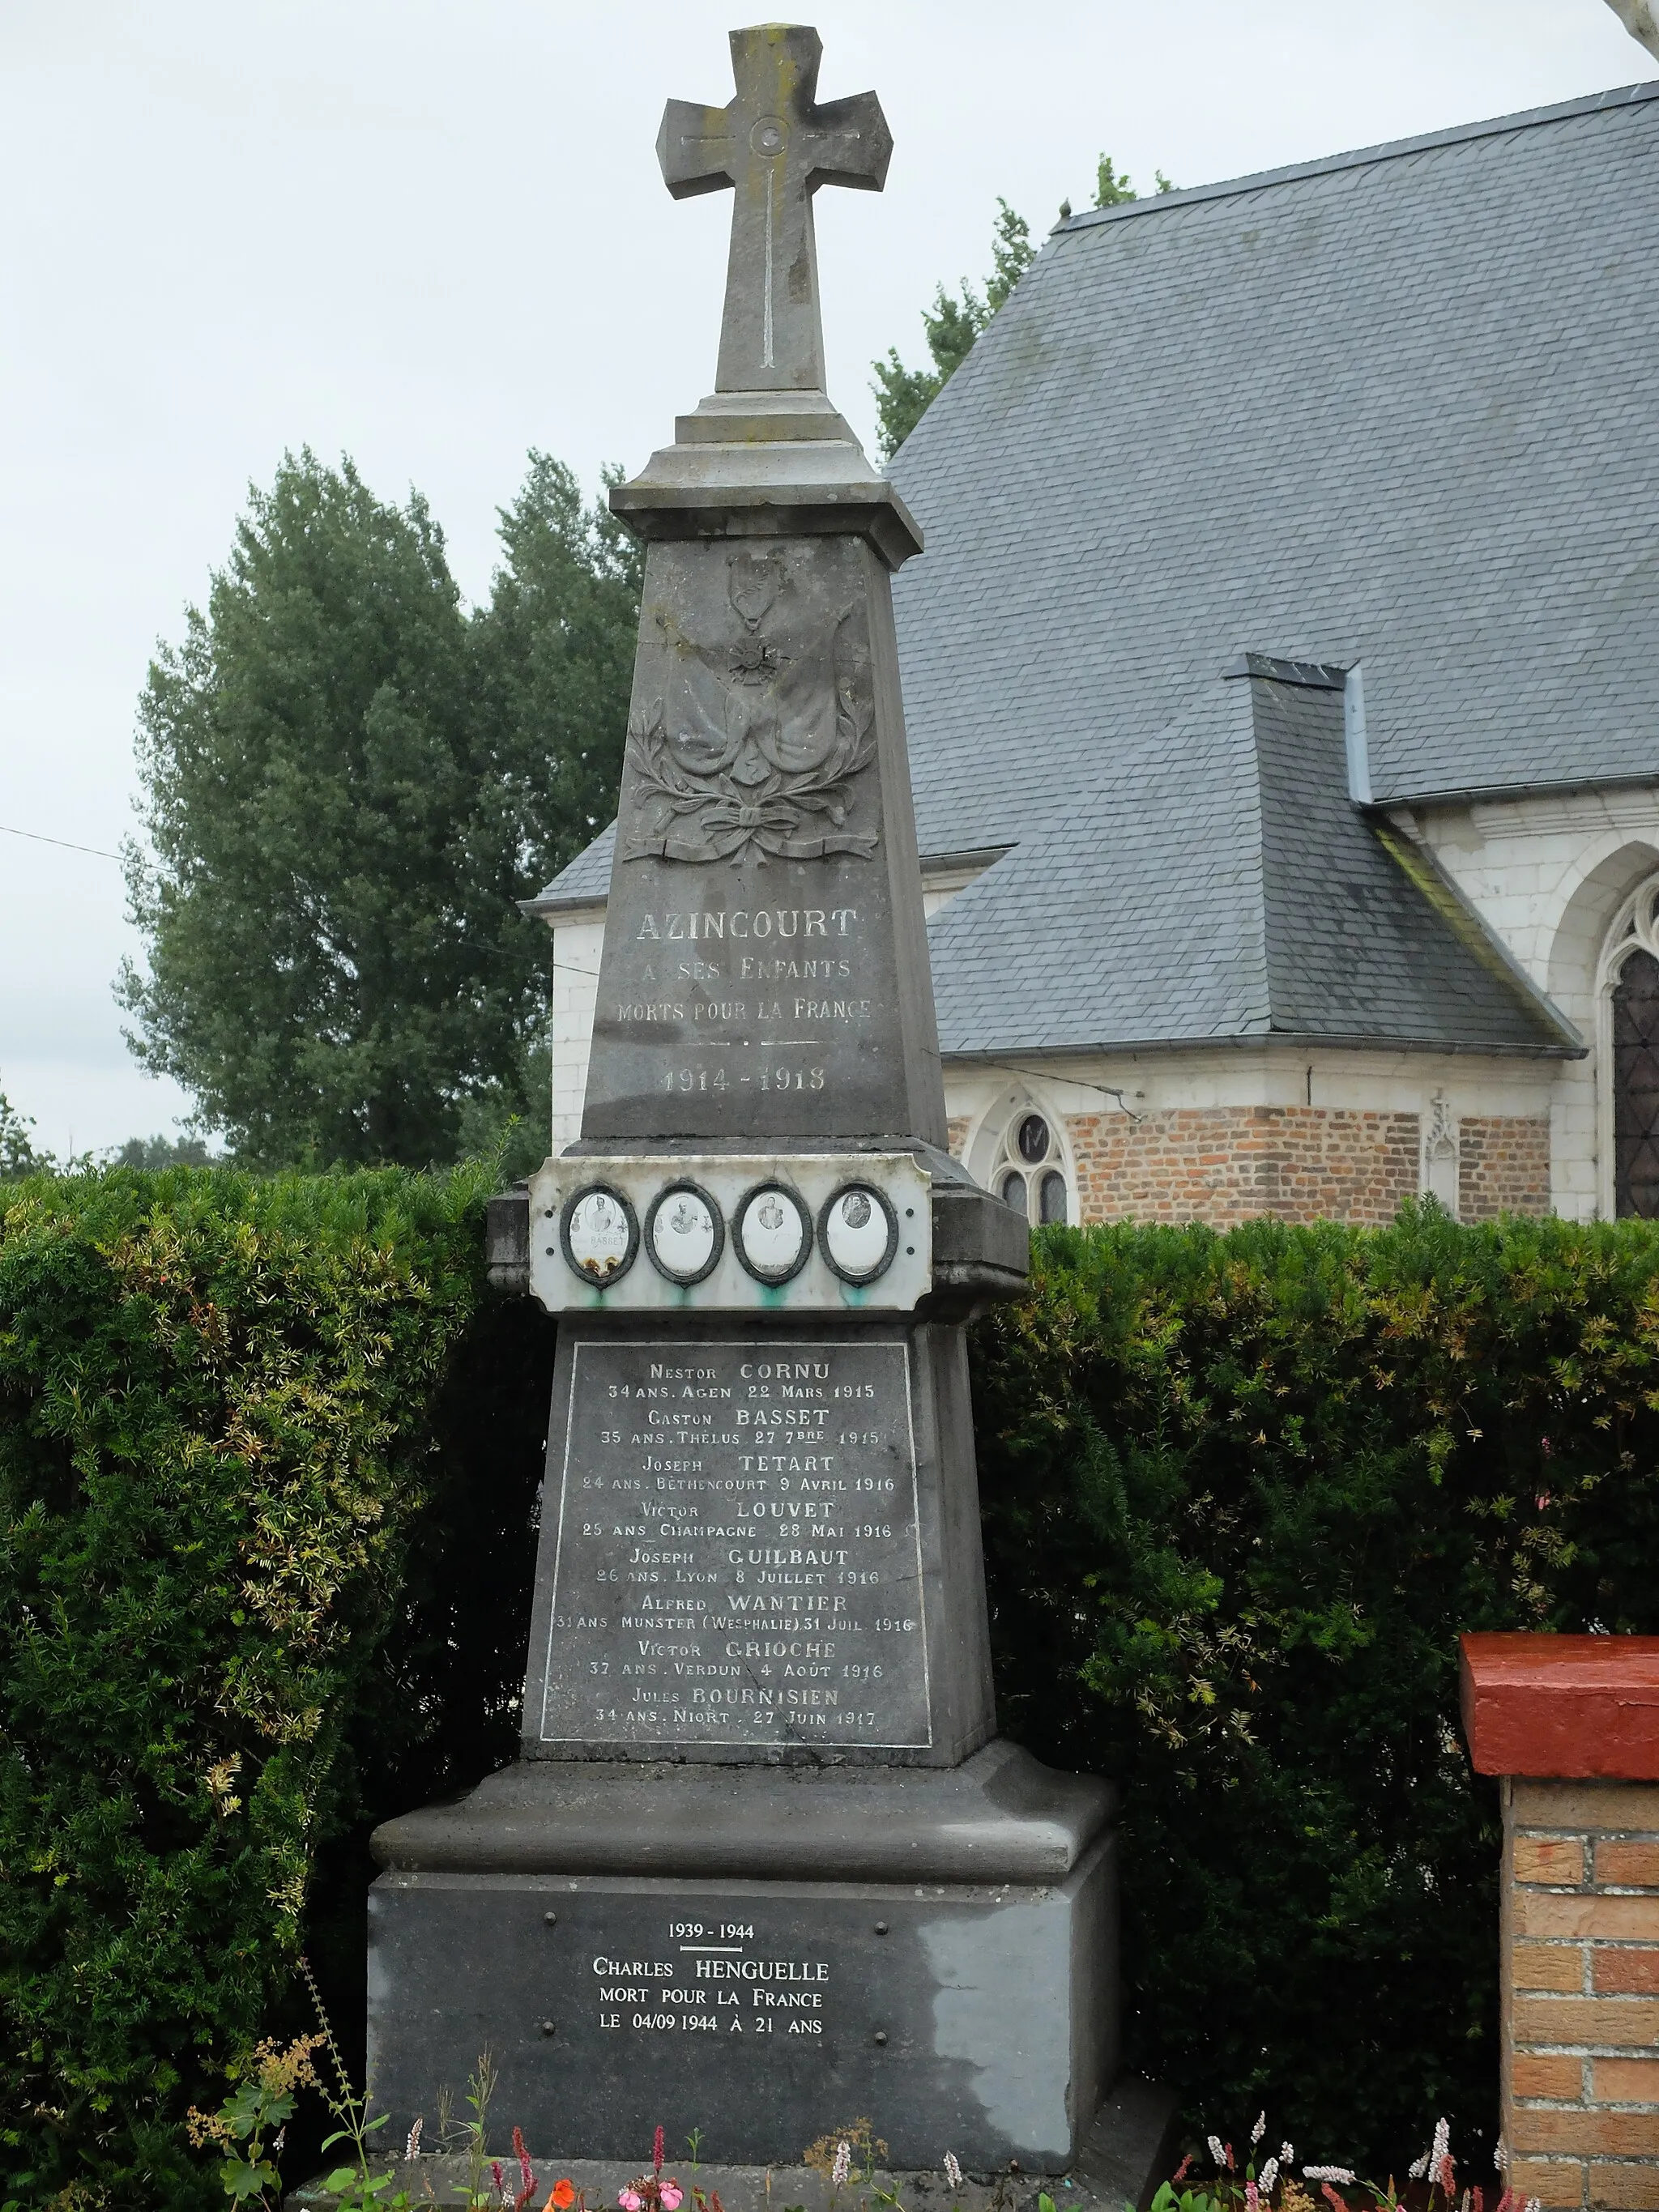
[0,821,122,861]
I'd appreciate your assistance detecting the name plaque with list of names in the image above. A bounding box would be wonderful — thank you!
[534,1338,931,1750]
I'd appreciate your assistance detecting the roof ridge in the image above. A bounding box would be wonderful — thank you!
[1056,76,1659,234]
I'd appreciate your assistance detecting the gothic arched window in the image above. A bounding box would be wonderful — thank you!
[1614,948,1659,1217]
[1598,876,1659,1217]
[989,1106,1071,1225]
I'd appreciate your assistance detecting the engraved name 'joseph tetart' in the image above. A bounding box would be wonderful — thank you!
[537,1339,930,1749]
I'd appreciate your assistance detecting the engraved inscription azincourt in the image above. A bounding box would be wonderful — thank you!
[537,1338,931,1750]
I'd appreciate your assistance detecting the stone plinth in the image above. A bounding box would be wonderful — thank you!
[370,1745,1118,2173]
[1462,1634,1659,2212]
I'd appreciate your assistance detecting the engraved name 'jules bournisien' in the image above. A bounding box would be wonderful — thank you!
[622,552,878,867]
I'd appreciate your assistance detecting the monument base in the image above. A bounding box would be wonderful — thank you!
[367,1743,1121,2173]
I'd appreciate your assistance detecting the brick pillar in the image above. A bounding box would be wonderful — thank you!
[1462,1635,1659,2212]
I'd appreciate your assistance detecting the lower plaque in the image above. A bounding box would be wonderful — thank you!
[368,1855,1115,2170]
[533,1338,930,1751]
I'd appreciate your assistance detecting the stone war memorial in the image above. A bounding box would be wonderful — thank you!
[365,24,1166,2193]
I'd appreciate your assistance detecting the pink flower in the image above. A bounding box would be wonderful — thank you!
[662,2189,683,2208]
[655,2129,666,2180]
[619,2193,642,2209]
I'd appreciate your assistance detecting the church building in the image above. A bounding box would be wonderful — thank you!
[533,75,1659,1229]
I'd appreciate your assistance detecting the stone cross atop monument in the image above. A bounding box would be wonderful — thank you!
[659,23,892,395]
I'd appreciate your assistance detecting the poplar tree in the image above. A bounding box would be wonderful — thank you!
[122,448,638,1167]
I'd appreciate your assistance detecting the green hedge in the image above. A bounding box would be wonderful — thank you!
[6,1186,1659,2202]
[0,1165,551,2208]
[974,1207,1659,2173]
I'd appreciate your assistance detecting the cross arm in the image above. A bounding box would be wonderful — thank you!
[657,100,738,198]
[802,90,892,194]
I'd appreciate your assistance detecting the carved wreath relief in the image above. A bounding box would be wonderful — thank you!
[623,546,879,867]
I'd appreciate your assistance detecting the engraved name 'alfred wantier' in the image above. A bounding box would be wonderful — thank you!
[623,548,877,868]
[538,1339,929,1750]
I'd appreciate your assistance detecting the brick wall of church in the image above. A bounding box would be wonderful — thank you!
[1461,1115,1551,1220]
[1066,1106,1421,1225]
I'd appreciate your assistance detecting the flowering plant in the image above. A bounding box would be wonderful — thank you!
[618,2126,686,2212]
[1151,2116,1541,2212]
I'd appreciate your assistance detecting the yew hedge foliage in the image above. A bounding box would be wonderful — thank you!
[974,1208,1659,2173]
[0,1166,548,2209]
[4,1183,1659,2205]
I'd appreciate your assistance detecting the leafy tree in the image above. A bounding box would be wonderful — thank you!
[1083,151,1176,212]
[122,448,638,1169]
[872,155,1176,457]
[472,452,643,888]
[458,454,642,1158]
[109,1133,213,1169]
[872,199,1035,457]
[0,1087,45,1179]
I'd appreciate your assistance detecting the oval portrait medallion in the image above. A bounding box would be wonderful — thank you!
[646,1182,723,1286]
[733,1182,812,1285]
[560,1185,638,1286]
[818,1182,898,1285]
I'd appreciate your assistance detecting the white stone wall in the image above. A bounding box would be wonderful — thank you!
[1397,786,1659,1219]
[547,909,604,1152]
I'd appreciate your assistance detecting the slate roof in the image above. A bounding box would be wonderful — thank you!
[542,79,1659,1056]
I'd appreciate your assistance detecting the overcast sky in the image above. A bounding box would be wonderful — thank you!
[0,0,1648,1157]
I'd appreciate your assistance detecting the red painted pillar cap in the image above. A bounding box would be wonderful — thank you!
[1460,1633,1659,1779]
